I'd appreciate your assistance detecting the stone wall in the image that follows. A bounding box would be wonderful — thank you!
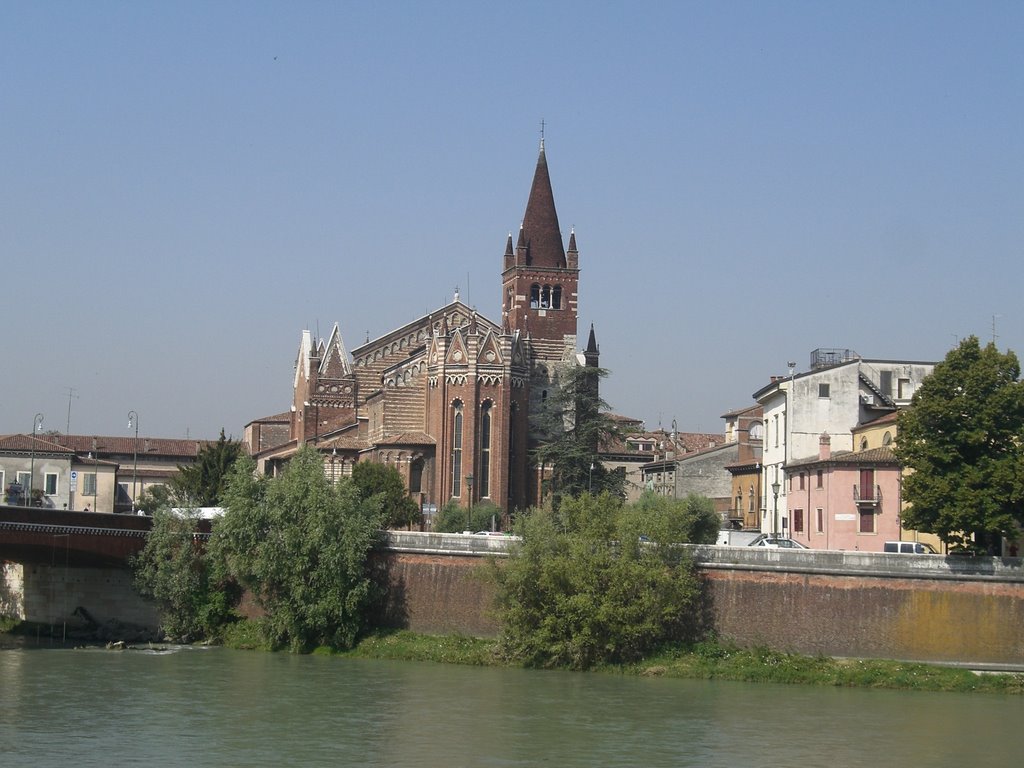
[6,562,158,631]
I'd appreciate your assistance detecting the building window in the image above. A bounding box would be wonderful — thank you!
[799,473,805,490]
[860,437,869,451]
[552,285,562,309]
[793,508,804,533]
[749,422,763,441]
[880,370,893,396]
[83,473,97,497]
[0,471,5,494]
[44,473,58,495]
[816,507,824,533]
[451,400,463,497]
[530,284,540,308]
[883,431,893,446]
[859,468,875,501]
[17,471,31,491]
[859,510,875,533]
[898,378,911,399]
[816,469,823,488]
[479,402,492,498]
[819,383,830,398]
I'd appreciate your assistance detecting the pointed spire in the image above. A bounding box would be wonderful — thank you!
[505,232,514,257]
[520,144,565,269]
[567,227,577,254]
[584,323,600,367]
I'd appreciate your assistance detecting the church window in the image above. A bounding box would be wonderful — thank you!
[451,400,464,497]
[552,285,562,309]
[530,284,540,308]
[409,458,424,494]
[541,285,551,308]
[479,402,492,498]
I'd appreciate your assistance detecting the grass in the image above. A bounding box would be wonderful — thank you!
[325,630,1024,694]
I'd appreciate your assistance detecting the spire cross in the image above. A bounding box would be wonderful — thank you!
[540,119,545,148]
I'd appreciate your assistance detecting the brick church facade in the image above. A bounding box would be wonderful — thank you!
[245,142,597,515]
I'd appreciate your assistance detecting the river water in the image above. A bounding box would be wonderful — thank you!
[1,644,1020,767]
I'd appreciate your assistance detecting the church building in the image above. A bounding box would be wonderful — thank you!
[245,141,598,515]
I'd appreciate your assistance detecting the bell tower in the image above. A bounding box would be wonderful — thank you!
[501,140,579,363]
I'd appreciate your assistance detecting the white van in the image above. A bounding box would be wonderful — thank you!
[884,541,937,554]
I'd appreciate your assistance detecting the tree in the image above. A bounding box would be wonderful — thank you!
[214,448,385,651]
[172,429,242,507]
[895,336,1024,553]
[351,461,420,529]
[531,364,623,507]
[132,507,238,642]
[620,491,721,547]
[434,499,503,533]
[492,493,704,670]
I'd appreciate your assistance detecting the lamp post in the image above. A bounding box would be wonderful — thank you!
[127,410,139,514]
[465,473,474,531]
[28,413,44,507]
[771,480,781,539]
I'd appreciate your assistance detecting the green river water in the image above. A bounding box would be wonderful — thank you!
[1,643,1020,767]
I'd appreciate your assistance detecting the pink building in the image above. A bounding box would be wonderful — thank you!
[783,433,903,552]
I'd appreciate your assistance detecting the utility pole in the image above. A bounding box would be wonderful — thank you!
[65,387,78,434]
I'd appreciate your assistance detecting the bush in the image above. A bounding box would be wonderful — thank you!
[433,500,503,533]
[491,493,704,670]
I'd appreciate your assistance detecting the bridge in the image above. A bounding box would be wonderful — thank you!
[0,505,155,568]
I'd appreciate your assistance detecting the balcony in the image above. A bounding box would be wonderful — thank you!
[853,484,881,506]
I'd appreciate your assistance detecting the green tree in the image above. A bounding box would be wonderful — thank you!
[132,506,238,641]
[492,493,704,670]
[351,460,420,529]
[214,448,385,651]
[531,364,623,507]
[172,429,242,507]
[433,499,503,533]
[619,491,721,547]
[895,336,1024,553]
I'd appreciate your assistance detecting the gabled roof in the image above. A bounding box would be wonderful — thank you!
[320,323,353,377]
[520,142,566,269]
[0,434,75,454]
[0,434,208,457]
[787,446,899,469]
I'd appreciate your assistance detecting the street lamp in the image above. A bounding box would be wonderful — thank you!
[127,410,139,514]
[28,413,44,507]
[771,481,781,538]
[465,473,474,531]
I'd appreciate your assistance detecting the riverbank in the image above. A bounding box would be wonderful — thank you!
[6,619,1022,694]
[263,625,1024,695]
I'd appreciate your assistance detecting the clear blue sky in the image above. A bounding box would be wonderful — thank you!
[3,2,1022,440]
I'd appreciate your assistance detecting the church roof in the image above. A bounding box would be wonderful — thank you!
[520,142,566,268]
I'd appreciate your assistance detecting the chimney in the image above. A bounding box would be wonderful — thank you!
[819,432,831,460]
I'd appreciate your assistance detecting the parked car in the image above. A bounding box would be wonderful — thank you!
[748,535,808,549]
[883,540,937,554]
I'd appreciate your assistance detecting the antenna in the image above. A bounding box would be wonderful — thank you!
[992,314,1001,345]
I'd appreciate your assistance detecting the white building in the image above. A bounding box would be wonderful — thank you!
[752,349,935,537]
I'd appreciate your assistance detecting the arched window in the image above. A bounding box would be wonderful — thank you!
[749,421,764,441]
[451,400,463,497]
[530,284,540,308]
[479,402,492,498]
[552,285,562,309]
[883,431,893,446]
[409,458,424,494]
[541,285,551,308]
